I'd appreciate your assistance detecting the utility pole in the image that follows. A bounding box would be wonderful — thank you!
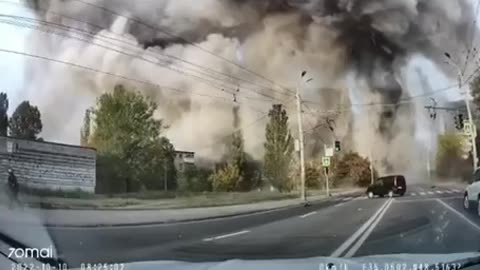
[296,79,306,202]
[444,52,478,172]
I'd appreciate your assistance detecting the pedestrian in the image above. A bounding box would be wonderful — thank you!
[7,168,19,208]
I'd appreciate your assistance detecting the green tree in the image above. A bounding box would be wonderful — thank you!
[210,163,241,192]
[436,133,471,179]
[91,84,176,192]
[334,152,374,187]
[470,73,480,110]
[0,92,8,136]
[263,104,294,192]
[9,101,42,140]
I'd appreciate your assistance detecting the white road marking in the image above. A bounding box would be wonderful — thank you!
[330,199,392,257]
[427,191,435,195]
[453,189,461,193]
[436,191,443,194]
[410,193,416,196]
[445,190,453,194]
[419,192,426,196]
[344,199,393,257]
[394,196,461,203]
[203,230,250,242]
[299,211,317,218]
[342,197,353,201]
[335,203,346,207]
[436,199,480,231]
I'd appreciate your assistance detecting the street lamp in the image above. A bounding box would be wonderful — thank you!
[444,52,478,171]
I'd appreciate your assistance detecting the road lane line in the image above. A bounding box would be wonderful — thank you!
[300,211,317,218]
[436,199,480,231]
[410,193,416,196]
[436,191,443,194]
[427,191,434,195]
[342,197,353,201]
[203,230,250,242]
[419,192,426,196]
[344,199,393,257]
[394,196,461,203]
[330,199,391,257]
[453,189,461,193]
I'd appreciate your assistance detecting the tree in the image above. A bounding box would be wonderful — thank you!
[210,163,241,192]
[91,84,176,192]
[470,74,480,110]
[263,104,294,192]
[9,101,42,140]
[436,133,471,179]
[334,152,374,187]
[80,108,92,146]
[0,92,8,136]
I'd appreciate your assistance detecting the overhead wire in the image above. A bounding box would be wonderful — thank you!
[0,48,271,114]
[69,0,296,96]
[0,14,288,103]
[0,0,296,102]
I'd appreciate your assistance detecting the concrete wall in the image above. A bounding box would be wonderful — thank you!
[0,136,96,193]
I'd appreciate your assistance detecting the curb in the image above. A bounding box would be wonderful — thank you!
[44,191,363,228]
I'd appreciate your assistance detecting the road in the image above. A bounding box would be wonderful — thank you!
[35,184,480,267]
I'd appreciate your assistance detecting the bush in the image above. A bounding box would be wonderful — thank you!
[20,186,94,199]
[334,152,374,187]
[210,163,242,192]
[436,133,471,179]
[95,154,136,194]
[305,162,323,189]
[178,165,213,192]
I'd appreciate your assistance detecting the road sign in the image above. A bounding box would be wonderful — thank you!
[322,156,331,167]
[325,146,334,157]
[464,122,473,136]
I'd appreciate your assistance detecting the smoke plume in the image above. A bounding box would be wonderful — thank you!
[13,0,478,173]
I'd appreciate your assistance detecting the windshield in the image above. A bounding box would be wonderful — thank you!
[2,0,480,269]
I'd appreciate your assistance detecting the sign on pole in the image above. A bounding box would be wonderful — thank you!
[325,146,334,157]
[464,122,473,137]
[322,156,331,167]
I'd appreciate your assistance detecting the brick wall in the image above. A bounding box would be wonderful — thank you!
[0,136,96,193]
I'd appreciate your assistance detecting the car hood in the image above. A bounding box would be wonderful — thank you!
[107,253,480,270]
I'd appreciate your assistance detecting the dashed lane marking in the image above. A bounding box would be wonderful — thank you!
[203,230,250,242]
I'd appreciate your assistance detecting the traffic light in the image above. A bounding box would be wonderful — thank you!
[335,140,341,152]
[455,114,464,130]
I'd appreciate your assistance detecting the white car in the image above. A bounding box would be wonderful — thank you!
[464,169,480,215]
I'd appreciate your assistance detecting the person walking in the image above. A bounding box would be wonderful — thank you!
[7,168,19,208]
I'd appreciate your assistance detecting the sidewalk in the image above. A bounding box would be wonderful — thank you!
[0,189,361,227]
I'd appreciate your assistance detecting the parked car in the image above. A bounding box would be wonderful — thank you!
[463,169,480,215]
[366,175,406,198]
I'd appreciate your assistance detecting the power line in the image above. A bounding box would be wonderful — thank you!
[302,84,458,114]
[0,0,294,98]
[0,48,275,113]
[69,0,296,96]
[0,14,289,103]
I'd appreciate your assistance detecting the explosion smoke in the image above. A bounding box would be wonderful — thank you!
[12,0,479,174]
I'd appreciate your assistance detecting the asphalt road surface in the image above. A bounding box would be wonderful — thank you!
[38,184,480,267]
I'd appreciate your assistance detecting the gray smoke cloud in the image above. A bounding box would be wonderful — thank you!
[15,0,478,173]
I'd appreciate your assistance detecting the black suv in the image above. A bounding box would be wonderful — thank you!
[366,175,406,198]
